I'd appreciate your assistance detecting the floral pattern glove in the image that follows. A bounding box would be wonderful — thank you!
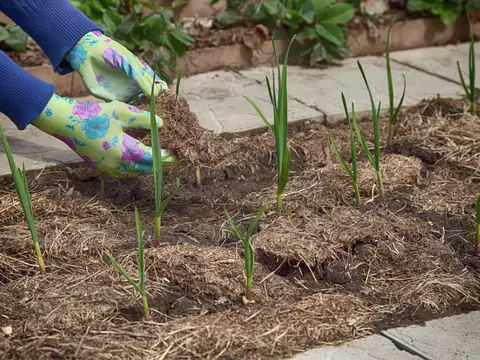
[32,94,177,178]
[65,31,168,103]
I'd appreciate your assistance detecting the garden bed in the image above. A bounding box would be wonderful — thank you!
[4,11,479,99]
[0,94,479,359]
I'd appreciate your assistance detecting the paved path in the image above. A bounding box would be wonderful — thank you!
[0,42,479,359]
[0,43,473,176]
[292,311,480,360]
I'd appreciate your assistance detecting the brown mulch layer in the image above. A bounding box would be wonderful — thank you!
[0,96,480,359]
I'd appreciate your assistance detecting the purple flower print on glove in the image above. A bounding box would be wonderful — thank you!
[53,134,76,150]
[102,141,111,151]
[73,102,101,120]
[81,155,97,169]
[127,105,143,113]
[104,47,124,70]
[121,135,145,163]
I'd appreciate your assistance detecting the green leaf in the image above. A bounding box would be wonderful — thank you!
[106,251,142,293]
[0,26,9,42]
[313,0,332,17]
[168,27,195,46]
[246,203,269,239]
[315,23,343,46]
[176,71,183,97]
[134,207,145,293]
[158,178,180,217]
[300,1,316,23]
[296,26,318,40]
[320,3,355,24]
[244,96,275,133]
[150,73,163,219]
[115,13,137,38]
[5,26,28,52]
[216,10,244,25]
[263,0,281,15]
[329,128,354,181]
[224,210,245,242]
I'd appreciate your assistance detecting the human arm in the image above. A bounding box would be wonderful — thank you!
[0,50,176,177]
[0,0,100,75]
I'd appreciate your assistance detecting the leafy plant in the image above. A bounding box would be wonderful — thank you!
[476,194,480,255]
[354,60,385,201]
[224,203,269,300]
[0,124,46,274]
[385,15,406,143]
[329,93,360,206]
[244,36,295,214]
[106,207,150,321]
[0,24,28,52]
[149,75,180,247]
[72,0,194,83]
[405,0,480,24]
[457,15,476,116]
[212,0,355,65]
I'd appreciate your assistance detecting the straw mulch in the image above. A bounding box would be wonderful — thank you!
[0,95,479,359]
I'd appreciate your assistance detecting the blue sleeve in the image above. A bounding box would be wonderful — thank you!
[0,50,55,130]
[0,0,102,75]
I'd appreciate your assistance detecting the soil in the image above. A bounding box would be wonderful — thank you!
[1,94,480,359]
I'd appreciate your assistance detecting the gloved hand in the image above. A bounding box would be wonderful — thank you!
[32,94,176,178]
[65,30,168,103]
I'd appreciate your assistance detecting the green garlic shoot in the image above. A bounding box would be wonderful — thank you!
[244,36,296,214]
[224,203,269,300]
[107,207,150,321]
[150,74,180,247]
[355,60,385,201]
[386,15,406,143]
[457,15,476,116]
[329,93,360,206]
[0,124,46,274]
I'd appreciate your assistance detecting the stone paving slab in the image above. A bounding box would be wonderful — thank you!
[240,56,464,123]
[0,113,81,177]
[391,42,480,86]
[290,334,421,360]
[382,311,480,360]
[179,70,324,133]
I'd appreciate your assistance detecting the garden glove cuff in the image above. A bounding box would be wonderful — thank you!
[32,94,176,178]
[65,31,168,103]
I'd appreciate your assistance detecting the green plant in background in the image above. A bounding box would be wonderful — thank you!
[0,124,46,274]
[406,0,468,24]
[457,15,476,116]
[244,37,295,214]
[476,194,480,255]
[385,15,406,143]
[211,0,355,66]
[71,0,194,83]
[224,203,269,300]
[354,60,385,201]
[329,93,360,206]
[106,207,150,321]
[149,76,180,247]
[0,24,28,52]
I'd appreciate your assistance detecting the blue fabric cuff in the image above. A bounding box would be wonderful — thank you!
[0,0,102,75]
[0,51,55,130]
